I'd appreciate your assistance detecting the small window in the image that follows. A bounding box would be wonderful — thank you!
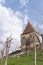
[22,36,25,39]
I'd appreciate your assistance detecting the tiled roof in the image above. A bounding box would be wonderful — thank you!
[22,22,35,35]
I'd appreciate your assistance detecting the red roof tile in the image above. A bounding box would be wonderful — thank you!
[22,22,35,35]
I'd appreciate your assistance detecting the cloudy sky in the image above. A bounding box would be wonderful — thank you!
[0,0,43,52]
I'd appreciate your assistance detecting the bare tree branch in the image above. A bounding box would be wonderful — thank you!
[4,33,13,65]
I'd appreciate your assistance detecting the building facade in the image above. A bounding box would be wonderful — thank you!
[21,22,40,54]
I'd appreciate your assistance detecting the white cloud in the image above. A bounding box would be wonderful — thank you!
[40,24,43,29]
[39,24,43,33]
[0,0,5,4]
[23,15,29,24]
[19,0,29,7]
[0,4,23,51]
[32,21,43,34]
[14,11,23,18]
[0,4,23,36]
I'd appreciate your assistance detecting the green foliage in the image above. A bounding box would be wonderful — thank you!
[0,51,43,65]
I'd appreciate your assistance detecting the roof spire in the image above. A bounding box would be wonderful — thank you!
[22,21,35,35]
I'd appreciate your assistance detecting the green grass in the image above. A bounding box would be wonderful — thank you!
[0,50,43,65]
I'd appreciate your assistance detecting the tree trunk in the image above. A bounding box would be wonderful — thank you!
[1,50,4,62]
[4,45,8,65]
[1,55,3,62]
[40,43,42,55]
[4,55,8,65]
[34,44,36,65]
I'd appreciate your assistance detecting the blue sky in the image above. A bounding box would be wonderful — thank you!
[0,0,43,52]
[3,0,43,31]
[4,0,43,23]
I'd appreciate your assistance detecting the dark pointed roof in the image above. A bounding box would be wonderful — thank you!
[22,22,35,35]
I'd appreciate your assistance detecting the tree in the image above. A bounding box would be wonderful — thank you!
[0,33,13,65]
[4,34,13,65]
[0,41,4,62]
[33,33,36,65]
